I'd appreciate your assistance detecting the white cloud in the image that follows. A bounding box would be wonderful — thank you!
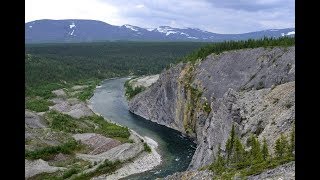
[135,4,145,8]
[25,0,123,25]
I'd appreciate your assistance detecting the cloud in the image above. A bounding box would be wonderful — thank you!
[205,0,294,12]
[135,4,145,8]
[25,0,295,34]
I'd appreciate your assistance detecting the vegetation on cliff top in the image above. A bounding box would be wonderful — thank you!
[180,37,294,63]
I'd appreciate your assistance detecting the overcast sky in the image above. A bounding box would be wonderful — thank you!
[25,0,295,34]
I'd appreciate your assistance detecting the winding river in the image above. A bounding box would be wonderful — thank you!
[89,78,196,179]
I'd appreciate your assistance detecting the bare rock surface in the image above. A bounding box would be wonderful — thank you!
[76,131,144,164]
[52,89,67,97]
[129,74,160,88]
[247,161,295,180]
[128,46,295,174]
[71,85,88,90]
[73,133,121,155]
[93,136,161,180]
[49,98,93,118]
[25,110,47,129]
[25,159,66,178]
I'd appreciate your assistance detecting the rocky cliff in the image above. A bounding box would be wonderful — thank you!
[128,46,295,170]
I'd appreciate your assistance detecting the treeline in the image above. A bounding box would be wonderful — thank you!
[181,37,295,63]
[26,42,207,97]
[209,124,295,178]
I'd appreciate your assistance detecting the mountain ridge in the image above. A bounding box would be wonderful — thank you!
[25,19,295,43]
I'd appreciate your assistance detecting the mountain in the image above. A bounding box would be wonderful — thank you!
[25,19,295,43]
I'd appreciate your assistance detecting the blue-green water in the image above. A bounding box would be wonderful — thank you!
[89,78,196,179]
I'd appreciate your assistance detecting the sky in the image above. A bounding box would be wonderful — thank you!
[25,0,295,34]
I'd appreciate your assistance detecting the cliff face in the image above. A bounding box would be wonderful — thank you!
[128,46,295,169]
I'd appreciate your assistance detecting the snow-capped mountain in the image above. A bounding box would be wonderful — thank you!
[25,19,295,43]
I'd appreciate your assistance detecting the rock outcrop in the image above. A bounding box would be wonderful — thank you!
[247,161,295,180]
[128,46,295,170]
[25,159,66,178]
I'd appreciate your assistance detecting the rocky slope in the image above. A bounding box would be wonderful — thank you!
[25,85,161,179]
[128,46,295,173]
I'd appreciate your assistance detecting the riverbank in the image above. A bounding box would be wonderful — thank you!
[89,77,197,179]
[25,81,162,179]
[87,83,162,179]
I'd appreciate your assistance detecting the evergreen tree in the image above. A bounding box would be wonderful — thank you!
[226,138,232,162]
[211,144,226,175]
[261,137,269,161]
[249,134,263,163]
[274,133,289,159]
[288,127,295,157]
[226,124,235,161]
[232,136,245,163]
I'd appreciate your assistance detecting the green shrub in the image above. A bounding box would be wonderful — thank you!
[25,139,82,160]
[74,160,122,180]
[77,83,99,101]
[26,98,53,112]
[62,167,79,179]
[85,115,130,141]
[47,111,83,133]
[144,143,152,153]
[202,101,211,114]
[124,80,146,100]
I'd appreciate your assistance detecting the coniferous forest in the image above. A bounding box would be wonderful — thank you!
[26,42,208,98]
[26,37,294,112]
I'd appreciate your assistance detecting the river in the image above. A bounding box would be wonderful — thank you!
[89,78,196,179]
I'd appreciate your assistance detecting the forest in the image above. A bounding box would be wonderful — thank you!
[26,42,207,98]
[26,37,294,100]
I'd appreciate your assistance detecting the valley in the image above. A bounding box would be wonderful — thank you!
[25,37,295,179]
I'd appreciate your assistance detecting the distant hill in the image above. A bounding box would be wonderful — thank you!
[25,19,295,43]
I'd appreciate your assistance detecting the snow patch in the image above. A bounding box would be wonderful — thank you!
[281,31,294,37]
[146,28,154,31]
[286,31,295,35]
[187,36,198,39]
[70,29,75,36]
[124,25,138,31]
[180,32,189,36]
[166,31,177,36]
[29,25,32,28]
[270,29,279,31]
[156,26,173,33]
[69,22,76,29]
